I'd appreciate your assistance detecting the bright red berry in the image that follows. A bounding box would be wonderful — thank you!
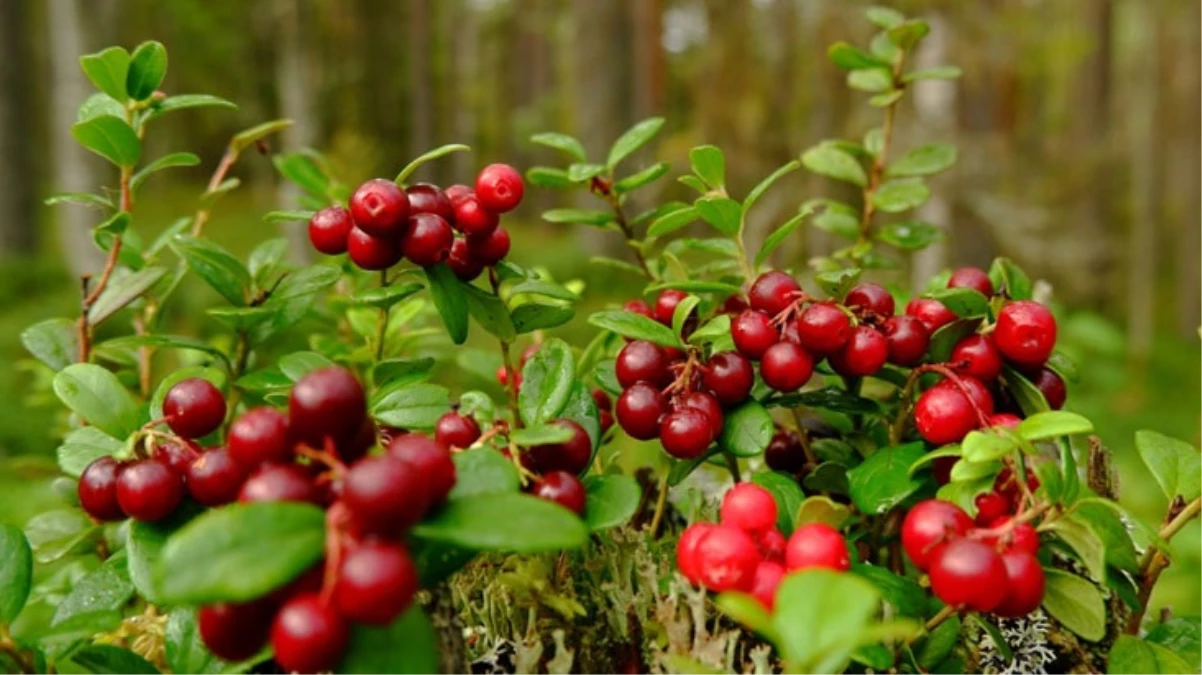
[616,383,666,441]
[475,163,524,213]
[347,226,403,270]
[403,213,454,267]
[703,351,755,405]
[993,550,1045,617]
[900,499,973,571]
[334,541,419,625]
[829,325,888,377]
[760,341,814,392]
[343,456,430,534]
[350,178,409,237]
[238,463,319,505]
[764,430,806,474]
[270,594,349,674]
[467,226,510,264]
[531,471,587,515]
[731,310,778,360]
[616,340,671,388]
[289,367,367,448]
[928,538,1009,612]
[444,184,472,203]
[186,447,247,507]
[623,299,654,319]
[994,301,1057,367]
[720,483,778,533]
[434,412,481,449]
[659,409,714,459]
[988,413,1023,429]
[405,183,454,221]
[948,267,994,296]
[749,560,786,610]
[756,528,787,562]
[1029,367,1066,410]
[748,271,801,316]
[654,290,690,326]
[307,206,354,255]
[450,193,499,237]
[386,434,456,505]
[675,523,714,585]
[78,456,125,521]
[950,334,1003,382]
[116,459,183,522]
[882,315,930,367]
[228,407,292,467]
[785,523,850,571]
[914,378,990,446]
[795,303,852,356]
[844,283,895,318]
[692,524,760,592]
[526,419,592,475]
[982,518,1041,556]
[163,378,226,439]
[905,298,957,333]
[681,391,724,437]
[198,601,274,662]
[447,237,484,280]
[974,491,1011,526]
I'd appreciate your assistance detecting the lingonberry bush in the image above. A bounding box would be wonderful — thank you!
[5,7,1200,675]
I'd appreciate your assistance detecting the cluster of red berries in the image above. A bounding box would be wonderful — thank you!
[901,496,1044,617]
[306,163,524,278]
[675,483,850,610]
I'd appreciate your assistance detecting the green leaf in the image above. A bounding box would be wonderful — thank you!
[371,383,451,431]
[813,209,860,240]
[128,513,192,605]
[795,495,852,529]
[1002,365,1051,416]
[872,178,930,213]
[607,117,665,168]
[424,264,469,344]
[988,257,1033,300]
[773,570,880,673]
[165,608,224,675]
[851,564,927,617]
[353,282,423,308]
[1017,411,1093,441]
[802,143,867,187]
[916,615,961,670]
[1047,515,1106,581]
[588,310,681,348]
[125,41,167,101]
[372,359,435,390]
[888,143,957,177]
[751,472,804,535]
[803,462,851,496]
[745,160,801,213]
[670,295,700,342]
[828,42,890,71]
[24,509,97,563]
[541,208,614,227]
[695,196,742,236]
[45,191,115,209]
[511,303,575,333]
[156,502,326,604]
[519,338,575,427]
[887,20,930,50]
[70,645,160,674]
[960,430,1019,463]
[71,115,141,168]
[848,67,894,93]
[903,66,962,82]
[772,387,880,415]
[1146,618,1202,673]
[647,205,700,238]
[1042,569,1106,641]
[131,152,200,191]
[558,382,602,454]
[715,592,777,640]
[875,220,941,250]
[52,560,134,627]
[688,314,732,346]
[1074,501,1139,573]
[815,268,862,299]
[413,492,588,553]
[53,364,140,437]
[449,449,520,500]
[171,235,250,306]
[530,132,586,161]
[755,211,807,266]
[865,6,905,28]
[80,47,130,101]
[273,152,331,200]
[1135,430,1202,502]
[567,162,606,182]
[924,287,990,318]
[21,318,78,371]
[1110,635,1195,674]
[509,279,578,301]
[719,401,773,457]
[144,93,237,121]
[463,285,516,341]
[55,427,121,479]
[847,443,926,514]
[341,606,440,674]
[230,119,293,153]
[871,90,905,107]
[689,145,725,188]
[615,162,670,193]
[526,166,573,189]
[582,475,640,531]
[509,425,575,446]
[0,525,32,624]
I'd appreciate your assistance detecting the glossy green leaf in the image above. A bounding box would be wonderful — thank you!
[131,152,200,191]
[519,338,575,427]
[828,42,890,71]
[888,142,957,177]
[125,41,167,101]
[903,66,962,82]
[541,208,614,227]
[647,206,699,238]
[56,427,122,479]
[1146,618,1202,672]
[988,257,1033,300]
[353,282,423,308]
[530,132,586,161]
[871,178,929,213]
[511,303,575,333]
[751,472,804,535]
[588,310,681,348]
[413,492,588,553]
[1109,635,1194,675]
[875,220,942,250]
[448,449,520,500]
[1047,515,1106,581]
[230,119,293,153]
[70,645,159,674]
[851,564,927,617]
[567,162,606,182]
[846,443,926,514]
[744,160,801,214]
[72,115,141,168]
[689,145,725,188]
[715,592,777,640]
[463,284,516,341]
[695,196,742,236]
[21,318,78,371]
[772,387,880,415]
[960,430,1019,463]
[772,570,879,673]
[887,20,930,49]
[165,608,224,675]
[755,211,807,266]
[144,94,237,121]
[607,117,664,168]
[1074,501,1139,573]
[171,235,250,306]
[52,560,133,627]
[373,358,435,388]
[719,401,773,457]
[341,606,440,674]
[813,210,860,239]
[1041,569,1106,641]
[615,162,670,193]
[1017,411,1093,441]
[526,166,573,189]
[1135,430,1201,502]
[424,264,469,344]
[688,314,732,345]
[53,364,140,438]
[0,525,32,624]
[924,287,990,318]
[582,475,640,531]
[371,383,451,431]
[802,143,867,187]
[80,47,130,101]
[848,67,894,92]
[509,425,574,446]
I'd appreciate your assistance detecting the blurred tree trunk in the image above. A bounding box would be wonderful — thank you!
[629,0,664,121]
[911,13,955,291]
[1125,1,1159,360]
[1172,2,1202,337]
[408,0,433,179]
[449,0,477,181]
[0,0,36,257]
[47,0,103,276]
[1072,0,1114,308]
[274,0,315,264]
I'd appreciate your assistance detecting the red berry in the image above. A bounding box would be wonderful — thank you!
[616,383,666,440]
[994,467,1040,503]
[475,163,524,213]
[994,301,1057,367]
[526,419,593,475]
[844,283,895,318]
[447,238,484,281]
[434,412,481,449]
[623,299,654,319]
[307,206,354,255]
[720,483,778,533]
[228,407,292,466]
[756,528,787,562]
[403,213,454,267]
[467,226,510,264]
[905,298,957,333]
[829,325,888,377]
[681,391,724,437]
[900,500,973,571]
[592,388,612,410]
[1029,367,1066,410]
[760,342,813,392]
[914,378,989,446]
[198,601,273,662]
[702,351,755,405]
[750,560,786,610]
[79,457,125,521]
[659,409,714,459]
[450,193,499,237]
[765,430,806,473]
[386,434,456,505]
[993,550,1045,617]
[785,523,850,571]
[289,367,367,448]
[654,290,690,326]
[721,295,749,314]
[675,523,714,585]
[116,459,183,522]
[238,463,319,504]
[988,413,1023,429]
[950,334,1003,382]
[350,178,409,237]
[270,594,349,674]
[882,315,930,367]
[748,271,801,316]
[599,409,614,433]
[796,303,852,356]
[405,183,454,221]
[155,439,201,476]
[982,519,1041,556]
[343,456,430,534]
[334,541,419,625]
[948,266,994,297]
[616,340,671,388]
[693,524,760,591]
[928,538,1009,612]
[520,343,541,365]
[531,471,587,515]
[347,226,403,270]
[163,378,226,439]
[444,184,472,203]
[186,447,247,507]
[974,491,1011,526]
[732,310,778,360]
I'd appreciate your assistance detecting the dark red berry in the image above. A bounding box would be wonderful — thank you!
[434,412,481,449]
[270,594,349,674]
[616,383,666,441]
[403,213,454,267]
[748,271,801,316]
[307,206,354,255]
[405,183,454,221]
[654,290,690,326]
[156,439,201,476]
[527,419,592,475]
[928,538,1009,612]
[994,301,1057,367]
[829,325,888,377]
[198,601,273,662]
[720,483,778,533]
[659,409,714,459]
[163,378,226,439]
[760,341,814,392]
[765,430,806,473]
[447,238,484,280]
[796,303,852,356]
[444,184,472,203]
[732,310,778,360]
[785,523,850,571]
[615,340,671,388]
[692,525,760,591]
[467,226,510,264]
[993,550,1045,617]
[703,351,755,405]
[882,315,930,367]
[591,388,612,410]
[531,471,587,515]
[623,299,654,319]
[681,391,724,437]
[756,528,787,562]
[974,491,1011,526]
[79,456,125,521]
[675,523,714,585]
[334,541,419,625]
[343,456,430,534]
[750,560,786,610]
[1029,367,1066,410]
[186,447,247,507]
[386,434,456,505]
[721,295,749,314]
[844,282,895,318]
[994,467,1040,503]
[905,298,957,333]
[289,367,367,448]
[900,499,973,571]
[598,409,614,433]
[228,407,292,466]
[238,463,319,504]
[475,163,524,213]
[347,226,403,270]
[950,334,1003,382]
[450,193,499,237]
[350,178,409,237]
[988,413,1023,429]
[116,459,183,522]
[948,267,994,297]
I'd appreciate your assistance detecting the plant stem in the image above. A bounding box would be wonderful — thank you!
[923,605,956,634]
[1127,496,1201,633]
[724,452,742,483]
[374,270,390,361]
[0,627,34,675]
[192,145,240,237]
[489,267,522,426]
[856,51,907,256]
[597,180,656,279]
[648,473,670,537]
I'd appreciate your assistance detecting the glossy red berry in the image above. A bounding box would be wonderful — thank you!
[900,500,973,571]
[475,163,524,213]
[882,315,930,367]
[616,383,666,441]
[403,213,454,267]
[163,378,225,439]
[756,528,787,562]
[994,468,1041,503]
[948,267,994,296]
[982,519,1041,556]
[592,388,612,410]
[659,409,714,459]
[675,523,714,585]
[347,226,403,270]
[450,193,499,237]
[116,459,183,522]
[270,594,350,674]
[434,412,481,449]
[447,238,484,281]
[79,457,125,521]
[681,391,724,437]
[186,448,247,507]
[615,340,671,388]
[623,299,654,319]
[993,550,1045,617]
[198,601,274,662]
[732,310,778,360]
[1029,367,1066,410]
[914,378,990,446]
[350,178,409,237]
[531,471,587,515]
[405,183,454,221]
[796,303,852,356]
[905,298,957,333]
[386,434,456,505]
[228,407,292,466]
[928,538,1009,612]
[829,325,888,377]
[765,430,806,473]
[748,271,801,316]
[526,419,592,475]
[749,560,786,610]
[155,439,201,476]
[994,301,1057,367]
[467,226,510,264]
[720,483,778,533]
[988,413,1023,429]
[654,290,690,326]
[974,491,1011,526]
[307,206,354,255]
[950,334,1003,382]
[844,283,895,318]
[335,541,419,625]
[721,295,749,314]
[289,367,367,447]
[693,524,760,592]
[444,184,472,203]
[760,341,813,392]
[238,463,319,504]
[343,455,430,534]
[786,523,850,571]
[703,351,755,405]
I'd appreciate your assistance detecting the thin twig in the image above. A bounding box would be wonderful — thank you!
[648,473,671,537]
[489,268,522,427]
[374,270,390,361]
[595,179,656,279]
[191,146,239,237]
[1127,496,1201,633]
[856,52,907,254]
[724,452,742,483]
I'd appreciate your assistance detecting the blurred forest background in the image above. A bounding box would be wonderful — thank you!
[0,0,1197,612]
